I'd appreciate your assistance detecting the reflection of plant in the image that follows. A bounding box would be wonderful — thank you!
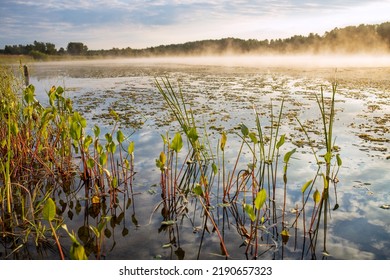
[293,82,342,257]
[156,78,229,257]
[156,78,341,259]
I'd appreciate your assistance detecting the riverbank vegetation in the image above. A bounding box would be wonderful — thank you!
[0,65,135,259]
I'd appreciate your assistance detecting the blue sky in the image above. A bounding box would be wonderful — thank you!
[1,0,389,50]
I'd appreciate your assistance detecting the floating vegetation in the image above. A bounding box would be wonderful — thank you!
[2,62,389,260]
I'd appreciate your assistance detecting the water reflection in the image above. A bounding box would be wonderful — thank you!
[2,61,389,260]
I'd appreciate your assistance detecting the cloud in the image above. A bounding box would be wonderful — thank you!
[1,0,390,49]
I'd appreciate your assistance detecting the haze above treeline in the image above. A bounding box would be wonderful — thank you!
[2,22,390,59]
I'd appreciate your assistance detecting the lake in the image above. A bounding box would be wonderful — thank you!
[8,56,390,260]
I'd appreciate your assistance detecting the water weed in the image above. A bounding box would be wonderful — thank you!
[1,65,342,260]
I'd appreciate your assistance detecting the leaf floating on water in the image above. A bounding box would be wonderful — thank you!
[217,203,231,208]
[162,243,172,248]
[161,220,176,226]
[380,204,390,210]
[322,251,331,257]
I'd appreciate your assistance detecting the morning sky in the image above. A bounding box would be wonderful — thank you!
[1,0,389,50]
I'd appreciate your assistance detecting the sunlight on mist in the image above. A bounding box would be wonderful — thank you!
[52,54,390,69]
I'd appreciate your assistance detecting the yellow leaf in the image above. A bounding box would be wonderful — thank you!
[159,151,166,165]
[220,132,227,151]
[313,189,321,204]
[92,195,100,204]
[281,229,290,244]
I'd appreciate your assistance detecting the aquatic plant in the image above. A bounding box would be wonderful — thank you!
[0,65,136,259]
[155,77,342,259]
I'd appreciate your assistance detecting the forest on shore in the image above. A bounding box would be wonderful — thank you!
[1,22,390,60]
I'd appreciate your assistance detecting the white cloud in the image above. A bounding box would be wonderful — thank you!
[1,0,390,49]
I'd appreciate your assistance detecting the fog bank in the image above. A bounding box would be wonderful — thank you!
[36,54,390,69]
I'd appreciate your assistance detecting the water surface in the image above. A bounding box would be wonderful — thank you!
[19,57,390,259]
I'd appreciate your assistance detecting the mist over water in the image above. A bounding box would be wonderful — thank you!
[123,54,390,68]
[35,54,390,72]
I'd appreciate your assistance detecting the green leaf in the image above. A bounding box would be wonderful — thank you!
[301,179,313,193]
[276,134,286,149]
[159,151,166,165]
[70,243,88,260]
[116,130,125,144]
[161,220,176,226]
[99,153,107,165]
[70,121,82,140]
[283,148,296,163]
[212,162,218,175]
[193,184,204,196]
[24,85,35,104]
[83,135,93,151]
[336,153,342,166]
[160,134,168,145]
[128,141,135,154]
[98,216,111,233]
[248,132,258,144]
[324,151,332,164]
[240,123,249,137]
[171,132,183,153]
[187,127,198,143]
[244,204,256,222]
[254,189,267,210]
[42,198,56,222]
[109,109,119,121]
[87,158,95,169]
[10,122,18,135]
[105,133,113,143]
[89,225,100,238]
[93,125,100,138]
[96,143,103,155]
[322,173,329,189]
[56,86,64,95]
[220,131,227,151]
[108,141,116,154]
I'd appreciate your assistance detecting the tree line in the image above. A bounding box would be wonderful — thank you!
[1,22,390,58]
[1,41,88,58]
